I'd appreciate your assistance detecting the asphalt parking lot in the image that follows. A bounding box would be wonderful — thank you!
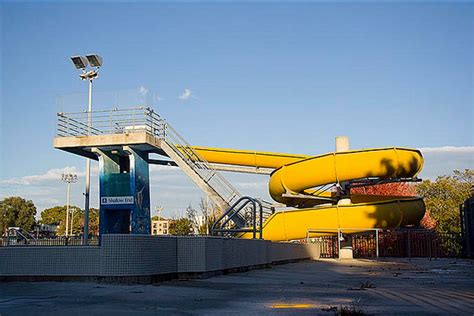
[1,258,473,315]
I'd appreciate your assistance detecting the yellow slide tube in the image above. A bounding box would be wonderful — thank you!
[249,198,425,241]
[191,146,425,241]
[268,147,423,204]
[191,146,310,169]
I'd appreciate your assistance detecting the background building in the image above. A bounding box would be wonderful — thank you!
[151,219,169,235]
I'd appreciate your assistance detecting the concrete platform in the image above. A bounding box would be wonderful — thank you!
[1,258,473,315]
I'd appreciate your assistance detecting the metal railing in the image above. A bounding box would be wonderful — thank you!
[57,107,166,138]
[211,196,263,239]
[307,228,381,258]
[1,236,99,247]
[162,123,243,207]
[306,229,463,258]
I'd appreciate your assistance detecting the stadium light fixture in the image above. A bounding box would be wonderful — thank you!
[70,56,89,70]
[86,54,103,68]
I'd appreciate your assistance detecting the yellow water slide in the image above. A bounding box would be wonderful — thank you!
[192,146,425,241]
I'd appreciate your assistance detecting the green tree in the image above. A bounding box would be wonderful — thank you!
[40,206,99,236]
[70,207,99,236]
[0,196,37,235]
[88,208,100,236]
[416,169,473,256]
[416,169,473,234]
[169,218,193,236]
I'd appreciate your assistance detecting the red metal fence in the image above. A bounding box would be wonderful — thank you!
[312,229,462,258]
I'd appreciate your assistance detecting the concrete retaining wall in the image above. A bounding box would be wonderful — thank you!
[0,246,100,276]
[100,235,177,276]
[0,235,319,282]
[178,237,272,273]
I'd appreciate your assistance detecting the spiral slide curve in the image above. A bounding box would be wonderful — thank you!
[193,146,426,241]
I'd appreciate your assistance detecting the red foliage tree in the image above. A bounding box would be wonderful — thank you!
[420,211,437,230]
[351,182,437,229]
[350,182,416,196]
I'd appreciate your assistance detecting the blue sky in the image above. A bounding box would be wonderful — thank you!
[1,2,473,217]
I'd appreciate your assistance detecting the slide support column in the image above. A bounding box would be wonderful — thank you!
[336,136,354,260]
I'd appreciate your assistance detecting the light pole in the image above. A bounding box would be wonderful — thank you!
[61,173,78,238]
[70,206,76,236]
[70,54,103,245]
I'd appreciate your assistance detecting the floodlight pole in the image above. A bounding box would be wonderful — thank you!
[66,181,71,238]
[83,78,93,245]
[61,173,77,239]
[70,207,75,236]
[70,54,102,245]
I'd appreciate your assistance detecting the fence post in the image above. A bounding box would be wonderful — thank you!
[376,229,379,258]
[428,233,432,259]
[252,199,256,239]
[337,228,341,259]
[407,230,411,258]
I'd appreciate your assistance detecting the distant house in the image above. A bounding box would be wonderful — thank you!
[34,224,58,238]
[151,219,169,235]
[37,224,58,233]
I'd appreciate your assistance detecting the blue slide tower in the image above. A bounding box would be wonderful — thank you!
[95,146,151,235]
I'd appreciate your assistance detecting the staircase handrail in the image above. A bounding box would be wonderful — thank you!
[162,122,242,206]
[211,196,263,239]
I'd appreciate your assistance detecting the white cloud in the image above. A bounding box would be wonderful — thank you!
[418,146,473,180]
[178,88,192,100]
[0,165,100,218]
[0,167,85,186]
[420,146,474,153]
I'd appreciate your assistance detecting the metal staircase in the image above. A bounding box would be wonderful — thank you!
[159,123,240,210]
[5,227,37,246]
[155,114,275,233]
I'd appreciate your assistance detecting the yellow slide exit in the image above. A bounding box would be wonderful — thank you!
[192,146,425,241]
